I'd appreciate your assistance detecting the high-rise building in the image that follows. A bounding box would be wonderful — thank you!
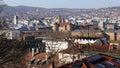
[13,15,18,25]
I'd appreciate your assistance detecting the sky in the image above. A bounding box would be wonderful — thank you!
[3,0,120,8]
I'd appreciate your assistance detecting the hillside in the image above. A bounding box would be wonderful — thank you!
[0,5,120,18]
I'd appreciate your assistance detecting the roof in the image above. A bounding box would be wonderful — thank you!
[59,45,83,54]
[59,22,70,27]
[24,52,58,68]
[71,30,105,38]
[19,26,35,31]
[59,43,110,54]
[58,53,120,68]
[83,53,120,68]
[24,52,46,61]
[23,52,47,67]
[76,37,100,40]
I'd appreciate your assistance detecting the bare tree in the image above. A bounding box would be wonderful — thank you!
[40,31,71,68]
[0,34,27,68]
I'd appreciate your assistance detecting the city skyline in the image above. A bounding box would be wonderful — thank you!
[4,0,120,8]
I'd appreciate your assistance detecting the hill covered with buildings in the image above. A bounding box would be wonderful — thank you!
[1,5,120,18]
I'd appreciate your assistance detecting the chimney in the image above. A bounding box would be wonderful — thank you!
[36,48,39,53]
[32,48,35,57]
[114,31,117,41]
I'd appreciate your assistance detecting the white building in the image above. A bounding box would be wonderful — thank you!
[98,21,104,30]
[74,39,97,44]
[42,39,69,62]
[14,15,18,25]
[58,47,87,65]
[42,40,68,53]
[58,53,78,64]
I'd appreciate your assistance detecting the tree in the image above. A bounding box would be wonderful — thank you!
[0,19,8,30]
[40,31,71,68]
[0,34,26,68]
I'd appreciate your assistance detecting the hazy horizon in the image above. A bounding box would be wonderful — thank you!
[6,5,120,9]
[4,0,120,9]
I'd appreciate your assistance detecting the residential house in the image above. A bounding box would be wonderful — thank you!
[0,30,20,39]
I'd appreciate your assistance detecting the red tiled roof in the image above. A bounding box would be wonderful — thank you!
[25,52,46,60]
[100,44,110,46]
[23,52,46,65]
[59,22,70,27]
[60,43,110,54]
[57,53,120,68]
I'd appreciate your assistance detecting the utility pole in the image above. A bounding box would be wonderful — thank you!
[88,24,91,56]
